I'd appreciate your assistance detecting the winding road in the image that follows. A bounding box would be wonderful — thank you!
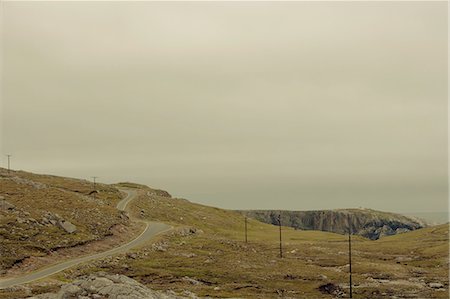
[0,189,171,289]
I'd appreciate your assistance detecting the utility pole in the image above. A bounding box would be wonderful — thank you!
[244,216,248,243]
[278,213,283,258]
[6,155,11,173]
[348,214,353,298]
[91,176,98,199]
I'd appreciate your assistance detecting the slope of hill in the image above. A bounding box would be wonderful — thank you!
[0,168,130,272]
[0,172,448,299]
[238,209,426,240]
[40,185,447,299]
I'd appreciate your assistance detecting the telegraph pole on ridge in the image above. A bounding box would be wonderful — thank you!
[278,213,283,258]
[348,213,353,298]
[245,216,248,243]
[6,155,11,173]
[91,176,98,198]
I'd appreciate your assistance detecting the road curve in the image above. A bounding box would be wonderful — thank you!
[0,189,171,288]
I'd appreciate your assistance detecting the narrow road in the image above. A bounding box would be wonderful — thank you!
[0,189,171,288]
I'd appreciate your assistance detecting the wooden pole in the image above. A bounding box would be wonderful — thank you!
[348,214,352,298]
[278,213,283,258]
[245,216,248,243]
[6,155,11,173]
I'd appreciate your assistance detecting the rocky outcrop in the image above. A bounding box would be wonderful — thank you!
[148,188,172,198]
[28,272,200,299]
[57,219,77,234]
[115,182,172,198]
[318,283,345,297]
[0,197,15,211]
[239,208,426,240]
[0,169,128,271]
[10,176,47,189]
[42,212,78,233]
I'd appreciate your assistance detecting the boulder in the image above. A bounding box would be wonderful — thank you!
[182,276,203,285]
[28,272,198,299]
[318,283,345,297]
[41,212,77,233]
[0,199,15,211]
[176,227,204,237]
[57,220,77,234]
[429,282,444,289]
[59,284,83,296]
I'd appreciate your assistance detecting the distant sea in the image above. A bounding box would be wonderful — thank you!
[403,212,449,225]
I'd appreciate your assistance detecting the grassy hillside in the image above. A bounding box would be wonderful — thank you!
[0,168,129,272]
[0,172,447,298]
[53,187,449,299]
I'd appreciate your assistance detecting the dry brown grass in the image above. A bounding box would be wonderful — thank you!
[0,168,127,271]
[54,189,448,298]
[1,172,447,298]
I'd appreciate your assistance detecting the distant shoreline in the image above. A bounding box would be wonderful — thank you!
[403,212,449,225]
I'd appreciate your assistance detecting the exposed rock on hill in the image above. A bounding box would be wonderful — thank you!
[28,272,200,299]
[41,211,78,233]
[57,219,77,234]
[115,182,172,198]
[148,188,172,198]
[0,198,15,211]
[239,208,426,240]
[0,168,127,270]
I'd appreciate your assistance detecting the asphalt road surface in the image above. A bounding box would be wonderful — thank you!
[0,189,171,288]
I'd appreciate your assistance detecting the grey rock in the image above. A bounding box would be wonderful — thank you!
[10,176,47,189]
[17,217,27,224]
[179,253,196,258]
[152,242,168,252]
[56,284,82,298]
[120,211,130,220]
[182,276,203,285]
[176,227,204,237]
[0,199,15,211]
[28,272,199,299]
[429,282,444,289]
[57,220,77,234]
[78,276,113,291]
[42,211,77,233]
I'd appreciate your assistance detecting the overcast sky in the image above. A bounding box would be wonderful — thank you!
[0,2,447,213]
